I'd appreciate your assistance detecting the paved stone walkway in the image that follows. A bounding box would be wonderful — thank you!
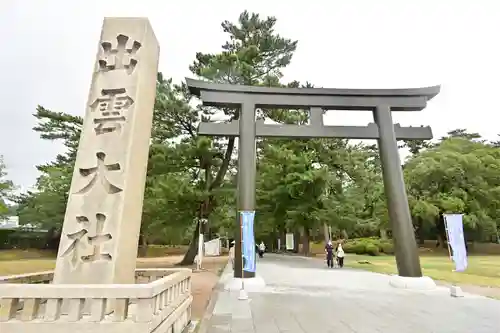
[205,254,499,333]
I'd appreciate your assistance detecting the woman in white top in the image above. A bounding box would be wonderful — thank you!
[258,241,266,258]
[336,243,345,268]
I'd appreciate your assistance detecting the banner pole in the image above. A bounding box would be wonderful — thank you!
[241,212,244,289]
[443,215,453,261]
[238,212,248,300]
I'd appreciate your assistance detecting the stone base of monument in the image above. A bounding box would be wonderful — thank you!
[389,275,437,290]
[0,268,193,333]
[223,276,266,293]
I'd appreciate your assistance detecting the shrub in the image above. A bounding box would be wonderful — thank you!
[312,237,395,256]
[343,240,367,254]
[365,243,379,256]
[342,243,354,253]
[379,241,394,254]
[354,243,368,254]
[343,237,394,256]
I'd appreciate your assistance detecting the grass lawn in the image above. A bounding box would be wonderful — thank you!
[0,259,55,275]
[346,254,500,288]
[0,247,191,276]
[0,250,55,275]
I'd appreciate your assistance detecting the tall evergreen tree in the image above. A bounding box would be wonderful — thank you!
[0,155,14,219]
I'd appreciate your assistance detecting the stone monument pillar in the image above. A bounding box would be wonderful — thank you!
[53,17,159,285]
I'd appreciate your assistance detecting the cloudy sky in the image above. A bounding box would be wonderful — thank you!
[1,0,499,191]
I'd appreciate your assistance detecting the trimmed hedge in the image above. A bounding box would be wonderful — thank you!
[342,237,394,256]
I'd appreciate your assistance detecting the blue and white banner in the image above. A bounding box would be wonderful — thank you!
[444,214,468,272]
[240,211,256,273]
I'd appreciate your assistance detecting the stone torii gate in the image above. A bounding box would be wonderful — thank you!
[187,78,440,281]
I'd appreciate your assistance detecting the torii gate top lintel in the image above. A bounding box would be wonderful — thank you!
[186,78,440,111]
[186,78,440,140]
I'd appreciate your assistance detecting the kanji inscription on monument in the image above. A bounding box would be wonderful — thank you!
[98,34,142,74]
[60,213,112,268]
[76,152,123,194]
[90,88,134,136]
[81,213,112,262]
[53,18,159,285]
[60,216,90,268]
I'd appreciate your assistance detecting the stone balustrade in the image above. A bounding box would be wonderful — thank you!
[0,271,54,284]
[0,269,179,285]
[0,268,192,333]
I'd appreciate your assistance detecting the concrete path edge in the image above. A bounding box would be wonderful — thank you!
[193,261,230,333]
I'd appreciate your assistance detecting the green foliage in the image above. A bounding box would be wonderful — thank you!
[15,106,80,230]
[379,241,395,254]
[343,238,394,256]
[17,164,72,230]
[257,139,331,238]
[189,11,297,86]
[405,133,500,242]
[0,229,15,248]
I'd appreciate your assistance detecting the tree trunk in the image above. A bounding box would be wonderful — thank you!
[270,230,277,252]
[138,234,148,258]
[302,227,311,256]
[178,165,211,267]
[323,223,330,243]
[280,227,286,251]
[437,232,447,249]
[416,218,425,245]
[380,228,388,240]
[293,229,300,253]
[436,213,447,249]
[177,220,200,266]
[341,229,348,240]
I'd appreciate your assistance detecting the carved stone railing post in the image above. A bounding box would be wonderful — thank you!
[53,17,159,285]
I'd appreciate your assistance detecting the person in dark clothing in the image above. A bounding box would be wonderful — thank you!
[325,240,334,268]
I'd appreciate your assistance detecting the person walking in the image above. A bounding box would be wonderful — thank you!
[325,240,334,268]
[258,241,266,258]
[336,243,345,268]
[229,240,235,269]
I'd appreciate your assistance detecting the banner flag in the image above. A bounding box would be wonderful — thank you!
[240,211,256,273]
[444,214,468,272]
